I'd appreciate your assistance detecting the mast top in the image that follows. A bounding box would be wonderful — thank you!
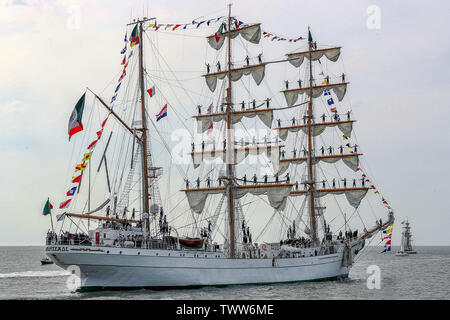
[127,17,156,26]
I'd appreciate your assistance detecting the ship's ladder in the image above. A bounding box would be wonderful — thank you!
[210,194,226,240]
[117,146,141,215]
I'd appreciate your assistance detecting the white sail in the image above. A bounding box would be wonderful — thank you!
[288,47,341,68]
[278,154,360,174]
[283,83,348,106]
[277,120,354,141]
[291,188,368,209]
[207,24,261,50]
[196,108,273,133]
[191,145,280,171]
[204,64,266,92]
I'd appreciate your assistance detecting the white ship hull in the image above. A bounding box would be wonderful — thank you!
[46,243,362,290]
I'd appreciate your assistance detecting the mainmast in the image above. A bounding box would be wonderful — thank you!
[225,4,236,258]
[307,27,318,242]
[127,17,156,228]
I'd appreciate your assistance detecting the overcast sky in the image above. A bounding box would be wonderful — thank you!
[0,0,449,246]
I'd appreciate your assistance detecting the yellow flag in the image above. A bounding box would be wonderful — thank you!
[75,162,87,172]
[82,151,93,162]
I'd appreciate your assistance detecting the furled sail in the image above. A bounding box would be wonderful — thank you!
[191,145,280,171]
[235,185,292,211]
[184,188,225,214]
[283,82,348,107]
[204,64,266,92]
[195,108,273,133]
[277,120,355,141]
[287,47,341,68]
[184,184,292,214]
[278,154,360,174]
[207,24,261,50]
[291,188,368,208]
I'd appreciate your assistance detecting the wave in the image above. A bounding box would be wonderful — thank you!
[0,270,70,279]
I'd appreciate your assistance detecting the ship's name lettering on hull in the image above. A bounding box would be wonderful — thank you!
[46,246,69,252]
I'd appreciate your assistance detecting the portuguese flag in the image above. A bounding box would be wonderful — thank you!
[43,199,53,216]
[130,25,139,47]
[68,93,85,141]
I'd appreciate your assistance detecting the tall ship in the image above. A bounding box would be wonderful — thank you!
[396,220,416,255]
[44,6,395,290]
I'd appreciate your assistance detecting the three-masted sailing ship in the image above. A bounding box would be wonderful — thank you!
[396,220,416,255]
[45,7,395,290]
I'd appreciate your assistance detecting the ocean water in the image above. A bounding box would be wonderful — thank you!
[0,246,448,300]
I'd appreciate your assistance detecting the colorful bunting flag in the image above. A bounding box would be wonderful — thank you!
[147,86,156,98]
[130,25,139,47]
[66,187,77,196]
[75,162,87,172]
[72,174,82,183]
[82,151,93,162]
[59,199,72,209]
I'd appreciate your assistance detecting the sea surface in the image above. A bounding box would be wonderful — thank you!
[0,246,448,300]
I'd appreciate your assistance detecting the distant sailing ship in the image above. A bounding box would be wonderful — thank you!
[44,6,395,290]
[396,220,416,256]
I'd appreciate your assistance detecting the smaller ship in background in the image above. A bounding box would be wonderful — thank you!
[396,220,416,256]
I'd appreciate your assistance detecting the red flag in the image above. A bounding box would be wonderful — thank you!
[72,174,82,183]
[147,86,156,97]
[121,56,126,65]
[101,117,108,128]
[88,139,98,150]
[59,199,72,209]
[172,24,181,31]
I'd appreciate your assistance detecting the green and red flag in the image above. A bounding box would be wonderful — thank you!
[68,93,86,141]
[308,29,313,43]
[130,25,139,47]
[43,199,53,216]
[214,23,224,42]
